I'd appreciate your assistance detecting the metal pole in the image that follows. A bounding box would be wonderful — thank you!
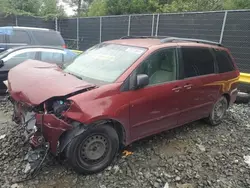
[55,17,58,31]
[76,17,79,49]
[220,11,228,44]
[128,15,131,36]
[151,14,155,36]
[15,15,18,26]
[155,14,160,36]
[100,17,102,43]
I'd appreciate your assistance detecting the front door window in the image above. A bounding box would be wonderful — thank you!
[136,48,177,86]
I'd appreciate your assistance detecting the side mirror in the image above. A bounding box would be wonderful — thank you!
[0,60,4,68]
[136,74,149,89]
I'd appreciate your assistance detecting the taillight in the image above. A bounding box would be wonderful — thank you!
[62,44,67,48]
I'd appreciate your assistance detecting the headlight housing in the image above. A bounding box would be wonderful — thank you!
[52,100,71,117]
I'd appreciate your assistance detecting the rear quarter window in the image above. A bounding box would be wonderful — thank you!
[32,30,65,46]
[214,49,235,73]
[9,30,31,44]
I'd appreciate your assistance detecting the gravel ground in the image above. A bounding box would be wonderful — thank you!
[0,96,250,188]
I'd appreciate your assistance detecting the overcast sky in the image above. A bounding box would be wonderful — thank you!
[58,0,75,16]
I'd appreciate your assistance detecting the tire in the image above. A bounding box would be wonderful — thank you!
[235,92,250,104]
[206,96,228,126]
[65,125,119,174]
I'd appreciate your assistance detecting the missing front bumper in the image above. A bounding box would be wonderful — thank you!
[11,99,73,155]
[24,142,50,175]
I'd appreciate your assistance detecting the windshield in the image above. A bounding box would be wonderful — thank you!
[63,43,146,84]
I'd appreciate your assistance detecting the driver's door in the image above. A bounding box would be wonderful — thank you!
[128,48,183,141]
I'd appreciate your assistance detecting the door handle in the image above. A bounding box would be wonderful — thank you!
[172,86,182,92]
[184,84,193,90]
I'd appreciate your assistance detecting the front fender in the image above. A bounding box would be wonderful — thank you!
[59,123,88,153]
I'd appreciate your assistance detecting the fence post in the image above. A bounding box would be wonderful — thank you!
[151,14,155,36]
[155,14,160,36]
[77,17,79,49]
[220,11,228,44]
[128,15,131,36]
[15,15,18,26]
[55,17,58,31]
[100,17,102,43]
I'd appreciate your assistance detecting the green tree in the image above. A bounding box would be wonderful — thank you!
[87,0,107,16]
[86,0,250,17]
[63,0,94,16]
[0,0,65,17]
[40,0,66,17]
[160,0,224,12]
[0,0,41,15]
[224,0,250,9]
[105,0,161,15]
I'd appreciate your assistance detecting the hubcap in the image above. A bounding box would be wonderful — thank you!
[213,99,226,121]
[80,135,108,164]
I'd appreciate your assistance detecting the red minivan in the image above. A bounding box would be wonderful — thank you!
[6,37,240,174]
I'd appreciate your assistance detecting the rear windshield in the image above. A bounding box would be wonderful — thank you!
[64,43,147,85]
[32,30,65,46]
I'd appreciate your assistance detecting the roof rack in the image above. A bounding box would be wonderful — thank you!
[120,35,171,39]
[160,37,223,46]
[0,26,51,31]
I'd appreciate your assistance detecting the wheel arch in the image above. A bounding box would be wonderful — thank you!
[91,119,127,147]
[222,93,230,107]
[58,118,127,154]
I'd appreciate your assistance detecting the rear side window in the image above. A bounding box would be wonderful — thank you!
[181,47,215,78]
[214,49,235,73]
[3,51,36,68]
[41,51,63,63]
[0,34,5,43]
[10,51,36,60]
[32,31,64,46]
[9,30,31,44]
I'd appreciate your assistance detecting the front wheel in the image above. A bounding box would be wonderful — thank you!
[206,96,228,126]
[65,125,119,174]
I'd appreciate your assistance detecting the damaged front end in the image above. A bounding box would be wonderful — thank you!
[10,96,75,174]
[11,96,73,146]
[9,89,94,178]
[5,60,97,176]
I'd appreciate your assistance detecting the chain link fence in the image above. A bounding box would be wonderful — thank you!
[0,10,250,74]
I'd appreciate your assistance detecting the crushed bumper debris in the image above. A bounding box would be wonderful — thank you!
[15,143,50,183]
[244,156,250,167]
[23,146,48,174]
[0,134,6,140]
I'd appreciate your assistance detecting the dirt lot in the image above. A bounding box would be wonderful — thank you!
[0,97,250,188]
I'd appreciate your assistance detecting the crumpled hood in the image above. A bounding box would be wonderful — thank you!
[8,60,95,106]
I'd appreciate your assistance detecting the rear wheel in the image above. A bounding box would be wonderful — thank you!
[65,125,119,174]
[206,96,228,126]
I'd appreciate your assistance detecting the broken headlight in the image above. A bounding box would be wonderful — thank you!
[52,100,71,117]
